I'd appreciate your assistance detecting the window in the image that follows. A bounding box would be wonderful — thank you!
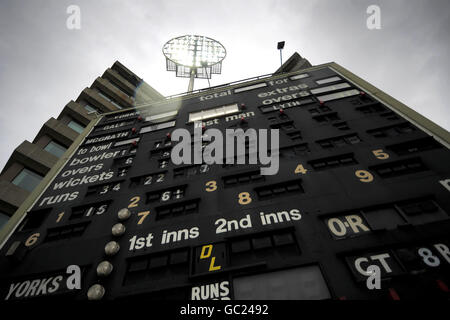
[315,76,341,85]
[317,89,360,102]
[83,104,99,114]
[0,212,9,230]
[188,104,239,122]
[107,79,132,99]
[44,140,67,158]
[234,82,267,93]
[310,82,351,95]
[233,266,331,300]
[12,168,43,192]
[68,120,86,134]
[97,90,124,109]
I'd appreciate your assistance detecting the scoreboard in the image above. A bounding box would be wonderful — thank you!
[1,65,449,301]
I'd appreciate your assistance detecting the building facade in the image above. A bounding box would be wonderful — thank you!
[0,54,449,300]
[0,61,164,229]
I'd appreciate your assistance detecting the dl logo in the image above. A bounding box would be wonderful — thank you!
[195,243,227,274]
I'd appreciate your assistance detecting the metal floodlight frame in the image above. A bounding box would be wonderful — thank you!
[162,35,227,92]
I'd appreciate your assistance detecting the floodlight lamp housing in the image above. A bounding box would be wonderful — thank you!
[162,35,226,80]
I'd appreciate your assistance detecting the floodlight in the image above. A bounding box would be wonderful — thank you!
[163,35,226,92]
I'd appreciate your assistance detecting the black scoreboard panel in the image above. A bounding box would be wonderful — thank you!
[1,67,450,301]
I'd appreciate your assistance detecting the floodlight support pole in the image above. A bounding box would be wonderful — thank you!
[188,68,196,93]
[279,49,283,67]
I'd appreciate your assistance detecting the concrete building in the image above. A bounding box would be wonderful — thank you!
[0,61,164,229]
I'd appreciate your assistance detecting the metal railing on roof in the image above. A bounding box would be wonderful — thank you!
[134,72,274,108]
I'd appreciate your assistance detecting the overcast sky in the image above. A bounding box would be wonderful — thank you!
[0,0,449,170]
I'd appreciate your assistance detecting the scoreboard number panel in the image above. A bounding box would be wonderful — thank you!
[137,211,151,225]
[325,214,371,239]
[372,149,390,160]
[294,164,308,175]
[205,180,217,192]
[238,192,252,205]
[355,170,374,183]
[56,212,65,223]
[128,196,141,208]
[24,233,41,247]
[194,243,227,274]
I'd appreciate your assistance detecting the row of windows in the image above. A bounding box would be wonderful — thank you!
[67,119,86,134]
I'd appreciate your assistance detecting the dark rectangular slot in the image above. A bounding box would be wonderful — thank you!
[308,153,357,171]
[229,229,299,267]
[18,208,51,232]
[367,122,417,138]
[355,102,386,114]
[369,157,428,178]
[124,248,189,286]
[155,199,200,220]
[386,137,442,155]
[222,170,264,187]
[316,133,362,149]
[45,222,90,242]
[280,143,310,157]
[312,112,340,123]
[255,179,304,199]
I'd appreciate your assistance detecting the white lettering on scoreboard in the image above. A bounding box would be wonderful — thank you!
[191,281,230,300]
[4,265,81,300]
[36,139,130,207]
